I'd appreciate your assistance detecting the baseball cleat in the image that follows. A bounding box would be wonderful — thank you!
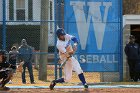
[84,84,88,90]
[49,80,56,90]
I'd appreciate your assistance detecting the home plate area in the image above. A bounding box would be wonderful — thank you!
[5,85,140,93]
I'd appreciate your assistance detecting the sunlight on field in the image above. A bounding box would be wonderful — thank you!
[10,65,100,86]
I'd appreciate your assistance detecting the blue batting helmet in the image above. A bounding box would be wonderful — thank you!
[56,28,66,38]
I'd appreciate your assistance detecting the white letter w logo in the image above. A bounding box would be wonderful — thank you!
[70,1,112,50]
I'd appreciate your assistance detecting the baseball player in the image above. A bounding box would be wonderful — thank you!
[49,28,88,90]
[0,50,16,91]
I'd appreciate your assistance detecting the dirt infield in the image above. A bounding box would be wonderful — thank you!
[3,88,139,93]
[4,65,140,93]
[13,65,100,84]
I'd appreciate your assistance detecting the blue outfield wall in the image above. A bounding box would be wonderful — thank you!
[64,0,122,72]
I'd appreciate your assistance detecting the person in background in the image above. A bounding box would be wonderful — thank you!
[9,46,19,83]
[9,46,19,72]
[125,35,140,82]
[18,39,35,84]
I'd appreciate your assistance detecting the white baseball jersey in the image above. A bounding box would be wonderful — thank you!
[57,34,73,60]
[57,34,83,82]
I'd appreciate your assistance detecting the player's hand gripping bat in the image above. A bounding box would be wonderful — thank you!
[58,55,72,69]
[58,43,77,69]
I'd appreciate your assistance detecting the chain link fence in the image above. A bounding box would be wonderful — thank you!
[0,0,125,85]
[0,0,57,84]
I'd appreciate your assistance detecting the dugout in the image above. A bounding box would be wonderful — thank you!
[131,25,140,45]
[123,15,140,81]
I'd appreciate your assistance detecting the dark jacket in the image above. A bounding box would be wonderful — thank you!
[0,61,16,71]
[125,42,140,60]
[18,45,33,62]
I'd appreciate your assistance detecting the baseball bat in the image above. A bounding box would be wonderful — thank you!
[58,55,72,69]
